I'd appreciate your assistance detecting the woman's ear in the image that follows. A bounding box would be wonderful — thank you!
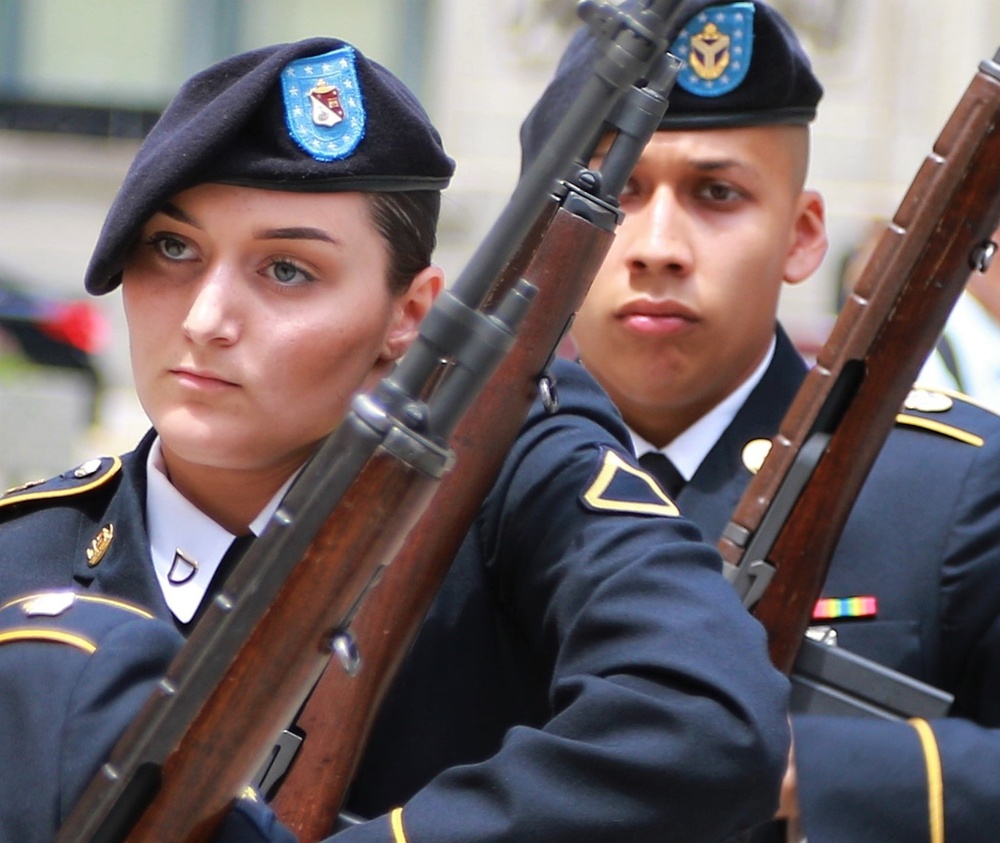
[379,265,444,362]
[784,189,828,286]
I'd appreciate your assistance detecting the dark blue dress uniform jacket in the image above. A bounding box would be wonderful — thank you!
[0,594,181,842]
[0,359,790,843]
[682,327,1000,843]
[0,594,294,842]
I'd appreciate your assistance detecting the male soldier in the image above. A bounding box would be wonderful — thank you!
[520,2,1000,841]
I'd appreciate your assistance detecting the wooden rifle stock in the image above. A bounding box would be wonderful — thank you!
[271,206,615,840]
[57,2,688,840]
[274,14,704,838]
[722,49,1000,675]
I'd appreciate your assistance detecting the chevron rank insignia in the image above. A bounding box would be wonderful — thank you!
[582,449,680,517]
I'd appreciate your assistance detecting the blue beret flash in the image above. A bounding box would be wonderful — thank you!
[281,46,366,162]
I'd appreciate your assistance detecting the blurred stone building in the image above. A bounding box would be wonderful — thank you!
[0,0,997,483]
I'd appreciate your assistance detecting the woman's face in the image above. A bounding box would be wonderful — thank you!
[122,183,435,479]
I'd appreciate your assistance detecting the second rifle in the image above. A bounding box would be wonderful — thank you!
[723,48,1000,711]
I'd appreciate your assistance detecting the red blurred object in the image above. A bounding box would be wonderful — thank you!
[38,300,109,354]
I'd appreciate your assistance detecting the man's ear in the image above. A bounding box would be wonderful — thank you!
[379,265,444,361]
[784,189,828,286]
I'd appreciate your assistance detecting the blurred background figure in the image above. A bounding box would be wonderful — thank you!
[917,224,1000,411]
[0,271,106,395]
[839,220,1000,412]
[0,268,107,487]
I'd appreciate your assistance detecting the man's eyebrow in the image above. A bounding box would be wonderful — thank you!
[587,153,752,173]
[256,226,341,245]
[691,157,749,172]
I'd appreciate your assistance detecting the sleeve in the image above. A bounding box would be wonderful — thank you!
[330,360,791,843]
[0,593,296,843]
[215,796,299,843]
[793,714,1000,843]
[0,594,184,841]
[59,614,184,819]
[793,410,1000,843]
[63,617,299,843]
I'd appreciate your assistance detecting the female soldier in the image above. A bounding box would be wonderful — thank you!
[0,36,789,843]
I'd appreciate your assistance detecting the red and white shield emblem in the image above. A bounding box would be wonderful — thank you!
[309,81,345,127]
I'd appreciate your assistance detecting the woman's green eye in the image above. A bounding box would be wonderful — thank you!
[273,262,300,283]
[266,259,316,286]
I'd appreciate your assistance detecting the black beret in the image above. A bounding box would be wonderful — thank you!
[86,37,454,294]
[520,1,823,172]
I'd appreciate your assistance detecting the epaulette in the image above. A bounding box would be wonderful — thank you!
[896,387,985,448]
[739,386,989,476]
[0,456,123,512]
[0,590,154,654]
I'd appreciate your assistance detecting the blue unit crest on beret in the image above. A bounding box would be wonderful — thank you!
[672,2,754,98]
[282,46,366,161]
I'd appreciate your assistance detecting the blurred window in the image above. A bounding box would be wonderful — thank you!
[0,0,432,137]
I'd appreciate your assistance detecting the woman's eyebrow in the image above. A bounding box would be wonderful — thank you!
[256,226,341,245]
[158,201,200,227]
[148,208,341,246]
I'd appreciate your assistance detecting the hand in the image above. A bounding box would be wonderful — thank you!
[775,735,798,821]
[774,735,807,842]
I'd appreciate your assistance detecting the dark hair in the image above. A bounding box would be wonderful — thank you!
[367,190,441,293]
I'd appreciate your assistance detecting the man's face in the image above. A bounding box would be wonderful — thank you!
[571,125,827,444]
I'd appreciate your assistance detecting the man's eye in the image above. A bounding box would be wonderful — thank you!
[703,183,742,203]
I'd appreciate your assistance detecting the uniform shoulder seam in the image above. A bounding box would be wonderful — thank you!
[0,456,123,511]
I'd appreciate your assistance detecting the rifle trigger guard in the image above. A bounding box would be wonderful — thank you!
[970,239,997,272]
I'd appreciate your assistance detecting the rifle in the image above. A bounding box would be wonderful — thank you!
[57,2,692,840]
[268,20,701,839]
[265,193,623,840]
[723,49,1000,699]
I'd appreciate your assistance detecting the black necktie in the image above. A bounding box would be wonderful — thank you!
[639,452,686,499]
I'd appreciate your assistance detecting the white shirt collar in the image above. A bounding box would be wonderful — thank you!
[145,437,295,623]
[630,337,776,481]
